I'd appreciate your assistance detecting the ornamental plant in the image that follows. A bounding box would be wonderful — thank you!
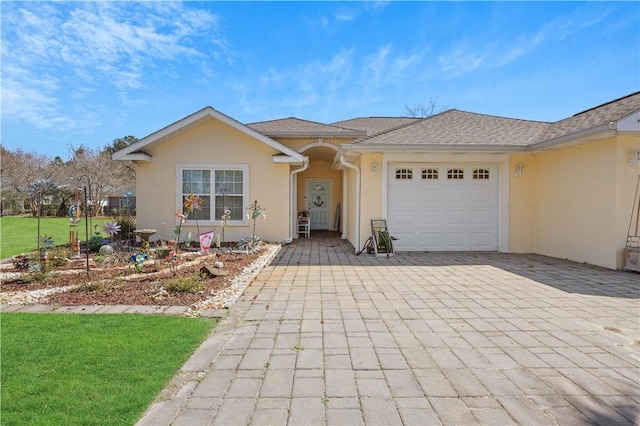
[173,210,188,249]
[183,194,203,236]
[164,249,181,276]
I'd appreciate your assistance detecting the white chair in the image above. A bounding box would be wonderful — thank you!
[298,216,310,238]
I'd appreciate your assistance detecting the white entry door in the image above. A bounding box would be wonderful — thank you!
[307,180,330,230]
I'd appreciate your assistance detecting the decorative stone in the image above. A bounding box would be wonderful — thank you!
[99,245,114,255]
[200,265,228,278]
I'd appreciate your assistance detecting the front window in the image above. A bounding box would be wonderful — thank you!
[178,164,248,223]
[215,170,244,221]
[182,170,211,220]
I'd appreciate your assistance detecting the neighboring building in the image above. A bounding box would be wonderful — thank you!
[113,92,640,270]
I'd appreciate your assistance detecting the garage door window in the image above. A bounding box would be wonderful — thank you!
[421,168,439,180]
[395,168,413,180]
[473,169,490,180]
[447,168,464,180]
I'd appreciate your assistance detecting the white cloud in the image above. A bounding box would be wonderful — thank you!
[1,2,227,129]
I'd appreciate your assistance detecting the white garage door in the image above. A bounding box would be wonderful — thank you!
[387,163,499,251]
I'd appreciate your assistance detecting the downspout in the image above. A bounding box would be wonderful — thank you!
[285,161,308,243]
[339,154,360,253]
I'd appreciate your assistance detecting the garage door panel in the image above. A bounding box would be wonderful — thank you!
[419,188,441,202]
[388,163,499,251]
[445,210,465,225]
[444,188,465,202]
[445,233,466,248]
[388,209,415,225]
[470,210,493,225]
[471,232,496,249]
[471,187,494,202]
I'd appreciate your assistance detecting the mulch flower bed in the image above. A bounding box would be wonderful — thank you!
[0,245,278,312]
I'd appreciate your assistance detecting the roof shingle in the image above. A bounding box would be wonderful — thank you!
[351,110,551,147]
[247,117,364,136]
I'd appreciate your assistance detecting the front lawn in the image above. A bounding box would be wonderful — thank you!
[1,313,215,425]
[0,216,112,259]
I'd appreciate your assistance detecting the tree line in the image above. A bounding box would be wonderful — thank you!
[1,137,138,217]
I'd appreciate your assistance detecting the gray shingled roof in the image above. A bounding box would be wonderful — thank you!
[331,117,422,136]
[537,91,640,142]
[247,117,365,137]
[350,110,551,147]
[347,92,640,149]
[244,92,639,149]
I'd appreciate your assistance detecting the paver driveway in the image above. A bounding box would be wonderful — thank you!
[139,232,640,425]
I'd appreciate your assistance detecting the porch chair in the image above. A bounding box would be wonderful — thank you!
[298,216,310,238]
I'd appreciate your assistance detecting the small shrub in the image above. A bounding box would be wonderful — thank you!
[48,247,72,267]
[89,234,108,253]
[74,280,110,293]
[116,215,136,241]
[21,267,57,284]
[164,277,203,294]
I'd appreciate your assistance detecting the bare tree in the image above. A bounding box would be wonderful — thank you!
[0,146,57,216]
[404,98,446,118]
[61,144,135,217]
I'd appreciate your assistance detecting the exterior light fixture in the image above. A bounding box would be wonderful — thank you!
[372,162,378,175]
[514,163,524,177]
[629,151,640,166]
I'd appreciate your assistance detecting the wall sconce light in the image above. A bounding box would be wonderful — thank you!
[629,151,640,166]
[514,163,524,177]
[372,162,378,175]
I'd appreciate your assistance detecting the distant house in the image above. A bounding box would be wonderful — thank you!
[104,190,136,216]
[113,92,640,270]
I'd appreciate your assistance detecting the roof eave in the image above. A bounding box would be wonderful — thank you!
[273,154,309,164]
[529,124,615,151]
[112,106,306,162]
[111,151,152,162]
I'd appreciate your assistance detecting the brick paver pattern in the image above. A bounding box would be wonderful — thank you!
[138,232,640,425]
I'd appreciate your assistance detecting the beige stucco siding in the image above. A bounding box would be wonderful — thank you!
[507,154,535,253]
[529,137,621,269]
[135,118,291,244]
[358,153,384,249]
[343,166,358,247]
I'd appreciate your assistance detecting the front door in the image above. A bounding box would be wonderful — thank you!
[307,180,330,230]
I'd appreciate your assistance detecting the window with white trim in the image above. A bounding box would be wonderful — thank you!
[421,168,439,180]
[395,168,413,180]
[215,170,244,221]
[178,164,248,223]
[182,170,211,220]
[447,168,464,180]
[473,168,490,180]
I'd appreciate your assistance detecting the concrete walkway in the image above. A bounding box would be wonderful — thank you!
[131,232,639,425]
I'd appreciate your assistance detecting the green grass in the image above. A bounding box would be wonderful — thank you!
[1,313,215,425]
[0,216,112,259]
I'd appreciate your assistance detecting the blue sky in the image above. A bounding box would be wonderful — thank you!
[2,1,638,159]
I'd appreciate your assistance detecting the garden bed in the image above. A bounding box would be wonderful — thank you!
[0,244,280,316]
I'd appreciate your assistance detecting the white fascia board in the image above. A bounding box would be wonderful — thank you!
[111,106,306,163]
[273,154,309,163]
